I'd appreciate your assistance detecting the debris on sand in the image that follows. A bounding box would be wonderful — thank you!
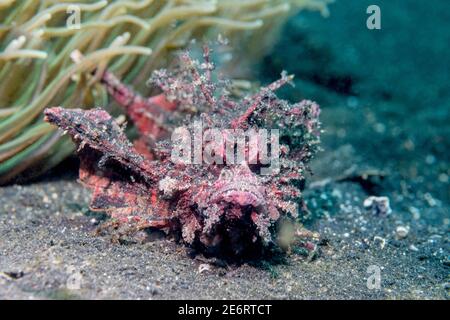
[363,196,392,216]
[395,226,409,240]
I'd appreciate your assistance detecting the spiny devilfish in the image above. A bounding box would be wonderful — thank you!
[44,46,321,260]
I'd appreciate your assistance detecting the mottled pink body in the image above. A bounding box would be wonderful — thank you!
[45,47,321,258]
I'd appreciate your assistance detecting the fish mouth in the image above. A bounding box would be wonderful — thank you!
[199,186,271,259]
[199,204,267,260]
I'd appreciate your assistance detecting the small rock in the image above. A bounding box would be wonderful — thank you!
[198,263,211,274]
[395,226,409,239]
[364,196,392,216]
[425,154,435,164]
[424,193,437,207]
[438,173,448,183]
[428,234,442,243]
[373,236,386,249]
[331,188,342,199]
[408,206,421,220]
[347,96,359,108]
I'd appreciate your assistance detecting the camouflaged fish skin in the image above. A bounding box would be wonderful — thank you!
[44,47,321,259]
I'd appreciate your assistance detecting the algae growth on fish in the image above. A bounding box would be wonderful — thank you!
[44,47,321,261]
[0,0,448,302]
